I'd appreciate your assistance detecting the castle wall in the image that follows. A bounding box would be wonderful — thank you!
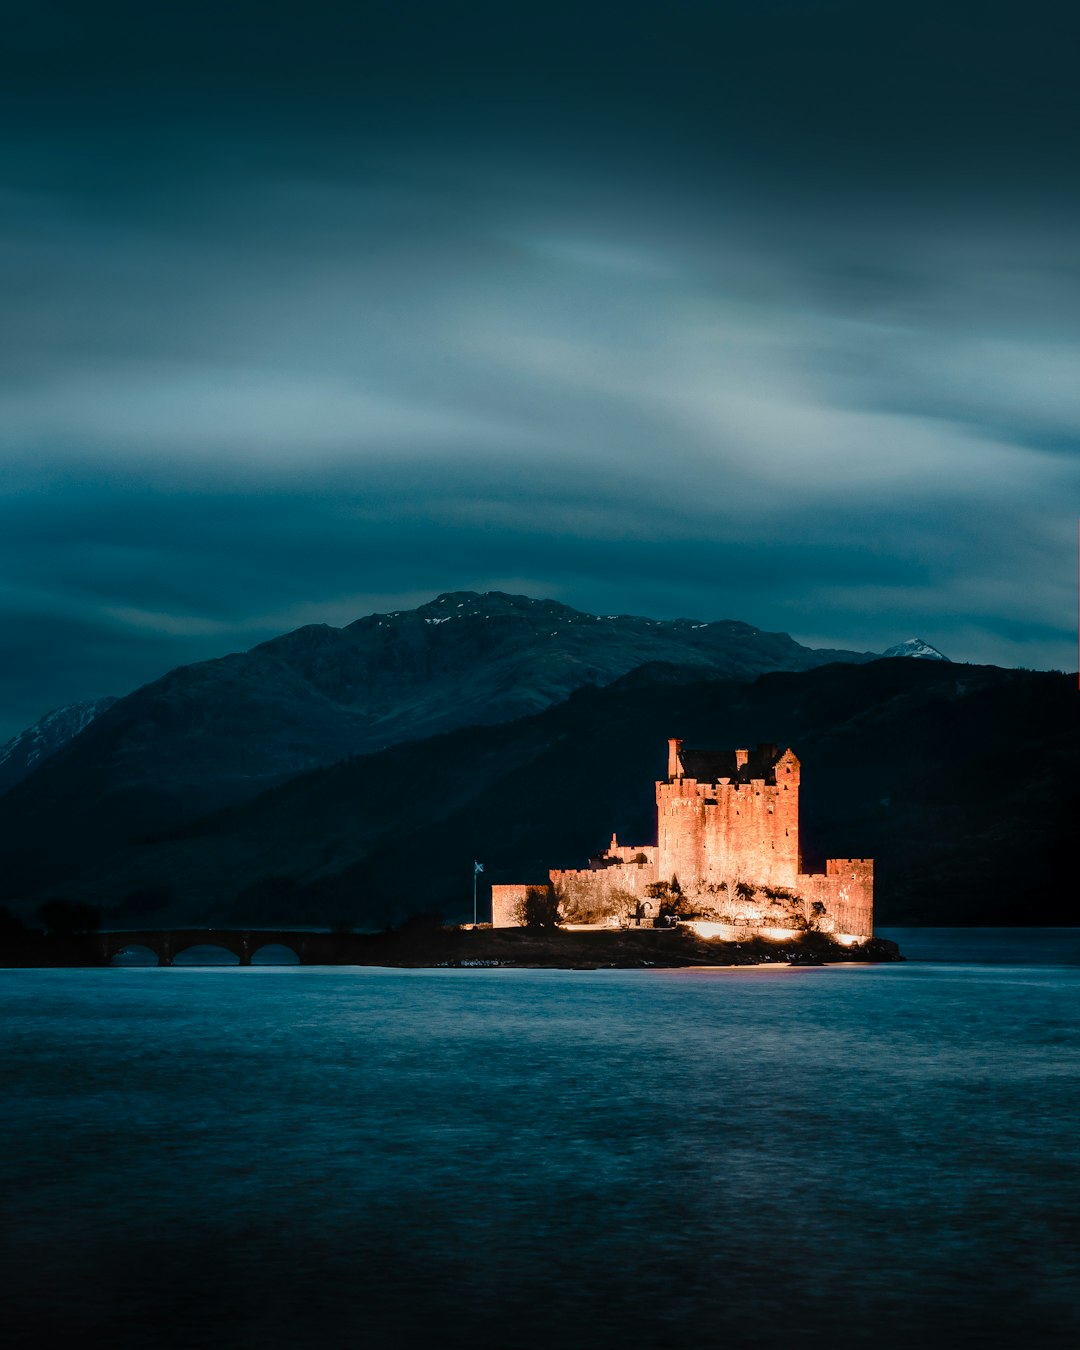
[550,856,659,922]
[685,921,805,942]
[491,884,533,928]
[686,887,799,929]
[795,860,874,938]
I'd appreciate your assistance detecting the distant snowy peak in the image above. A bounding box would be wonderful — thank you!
[0,695,118,794]
[882,638,950,662]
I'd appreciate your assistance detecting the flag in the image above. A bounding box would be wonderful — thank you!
[474,861,484,874]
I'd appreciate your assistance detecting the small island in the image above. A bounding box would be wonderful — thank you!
[0,736,904,969]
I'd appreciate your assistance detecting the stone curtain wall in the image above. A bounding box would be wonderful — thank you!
[795,860,874,938]
[491,885,533,928]
[550,857,659,920]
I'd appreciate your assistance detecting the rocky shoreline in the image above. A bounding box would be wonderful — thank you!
[376,926,904,969]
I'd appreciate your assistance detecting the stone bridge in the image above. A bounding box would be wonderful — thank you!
[99,929,366,966]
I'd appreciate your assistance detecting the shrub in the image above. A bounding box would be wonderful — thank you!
[516,885,562,929]
[37,898,101,936]
[645,879,691,920]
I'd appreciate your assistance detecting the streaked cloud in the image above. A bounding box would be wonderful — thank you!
[0,1,1077,738]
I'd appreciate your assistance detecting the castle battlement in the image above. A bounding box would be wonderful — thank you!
[491,738,874,938]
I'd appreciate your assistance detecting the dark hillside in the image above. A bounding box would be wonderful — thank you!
[0,591,874,892]
[22,659,1075,929]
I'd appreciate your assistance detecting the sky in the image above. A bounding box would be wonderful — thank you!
[2,1,1078,740]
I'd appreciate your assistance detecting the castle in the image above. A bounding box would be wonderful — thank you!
[492,739,873,940]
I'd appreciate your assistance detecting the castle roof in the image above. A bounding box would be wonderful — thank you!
[676,743,787,784]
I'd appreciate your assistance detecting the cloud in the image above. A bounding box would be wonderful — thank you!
[0,5,1077,738]
[0,367,521,466]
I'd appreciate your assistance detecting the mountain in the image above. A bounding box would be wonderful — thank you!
[882,638,950,661]
[0,592,877,893]
[15,658,1075,929]
[0,697,117,796]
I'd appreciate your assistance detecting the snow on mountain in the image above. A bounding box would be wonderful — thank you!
[0,696,118,795]
[882,638,950,662]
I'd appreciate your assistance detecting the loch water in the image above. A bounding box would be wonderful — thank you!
[2,930,1078,1350]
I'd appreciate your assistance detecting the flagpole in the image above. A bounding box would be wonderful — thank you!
[473,863,477,927]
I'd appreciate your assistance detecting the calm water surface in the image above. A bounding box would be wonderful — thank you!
[2,930,1078,1349]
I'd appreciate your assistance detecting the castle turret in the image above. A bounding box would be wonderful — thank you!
[667,738,684,781]
[775,747,800,789]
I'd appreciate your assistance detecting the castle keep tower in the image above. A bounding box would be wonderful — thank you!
[658,739,800,893]
[491,739,873,939]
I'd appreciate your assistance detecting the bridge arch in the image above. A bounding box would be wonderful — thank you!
[172,943,240,965]
[251,943,300,965]
[98,929,319,966]
[109,943,158,966]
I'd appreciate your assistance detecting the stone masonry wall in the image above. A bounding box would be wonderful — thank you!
[550,857,659,920]
[794,860,874,938]
[656,752,800,894]
[491,884,533,928]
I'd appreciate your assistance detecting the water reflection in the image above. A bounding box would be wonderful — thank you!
[2,931,1078,1350]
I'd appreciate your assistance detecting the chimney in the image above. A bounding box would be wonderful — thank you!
[667,738,684,780]
[735,749,749,770]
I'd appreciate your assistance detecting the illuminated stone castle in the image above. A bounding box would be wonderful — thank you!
[492,739,873,940]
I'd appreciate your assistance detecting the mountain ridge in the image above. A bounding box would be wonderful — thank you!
[0,591,939,796]
[0,591,880,891]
